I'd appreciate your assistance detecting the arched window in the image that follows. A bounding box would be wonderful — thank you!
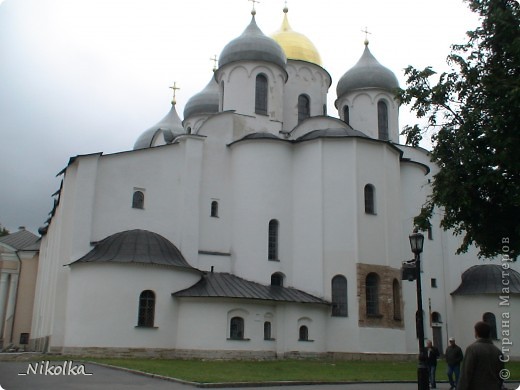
[431,311,442,323]
[365,273,379,316]
[255,74,268,115]
[268,219,279,260]
[220,81,225,111]
[137,290,155,327]
[132,190,144,209]
[483,312,498,339]
[298,94,310,123]
[377,100,389,140]
[343,105,350,125]
[271,272,284,287]
[230,316,245,339]
[323,103,327,115]
[364,184,376,214]
[210,200,219,217]
[264,321,272,340]
[331,275,348,317]
[298,325,309,341]
[393,279,402,320]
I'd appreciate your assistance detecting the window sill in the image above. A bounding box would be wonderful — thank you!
[264,338,276,341]
[268,258,280,262]
[367,314,383,319]
[298,339,314,342]
[135,326,158,329]
[227,338,251,341]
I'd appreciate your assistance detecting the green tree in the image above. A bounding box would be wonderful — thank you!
[0,224,9,237]
[398,0,520,259]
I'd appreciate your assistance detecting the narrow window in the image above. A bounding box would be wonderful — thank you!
[343,105,350,125]
[431,312,442,323]
[323,103,327,116]
[220,81,225,111]
[271,272,283,287]
[331,275,348,317]
[431,278,437,288]
[137,290,155,327]
[427,226,433,240]
[393,279,402,320]
[365,273,379,316]
[268,219,279,260]
[132,190,144,209]
[264,321,272,340]
[377,100,389,140]
[298,94,310,123]
[210,200,219,217]
[298,325,309,341]
[230,316,244,339]
[364,184,375,214]
[255,74,268,115]
[483,312,498,339]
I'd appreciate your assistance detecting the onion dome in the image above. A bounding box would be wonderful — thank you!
[271,7,322,66]
[336,42,399,98]
[218,12,286,70]
[183,77,219,119]
[134,101,184,150]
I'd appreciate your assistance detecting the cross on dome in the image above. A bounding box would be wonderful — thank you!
[248,0,260,15]
[210,55,218,72]
[169,82,180,105]
[361,26,372,45]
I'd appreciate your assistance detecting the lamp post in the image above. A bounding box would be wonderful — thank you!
[409,229,429,390]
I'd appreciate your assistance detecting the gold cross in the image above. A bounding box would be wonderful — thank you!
[210,54,218,72]
[169,82,180,104]
[361,26,371,44]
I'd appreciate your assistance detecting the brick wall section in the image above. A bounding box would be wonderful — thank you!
[357,263,404,329]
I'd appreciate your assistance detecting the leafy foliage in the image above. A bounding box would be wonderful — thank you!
[397,0,520,259]
[0,224,9,237]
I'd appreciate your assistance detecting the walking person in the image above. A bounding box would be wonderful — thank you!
[445,337,463,389]
[426,339,440,389]
[458,321,504,390]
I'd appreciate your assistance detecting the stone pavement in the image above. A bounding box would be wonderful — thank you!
[1,361,518,390]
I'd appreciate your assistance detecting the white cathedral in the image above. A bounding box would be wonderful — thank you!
[30,7,519,359]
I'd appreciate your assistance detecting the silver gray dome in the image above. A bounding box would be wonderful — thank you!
[134,103,184,150]
[183,77,219,119]
[219,15,286,70]
[337,44,399,98]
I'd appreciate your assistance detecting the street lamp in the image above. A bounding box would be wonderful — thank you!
[409,229,429,390]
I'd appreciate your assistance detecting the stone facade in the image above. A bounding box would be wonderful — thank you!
[357,263,404,329]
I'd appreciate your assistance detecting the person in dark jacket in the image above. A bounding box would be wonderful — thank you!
[445,337,463,389]
[426,339,440,389]
[458,321,504,390]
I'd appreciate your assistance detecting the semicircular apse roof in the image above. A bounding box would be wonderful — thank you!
[70,229,194,269]
[451,264,520,295]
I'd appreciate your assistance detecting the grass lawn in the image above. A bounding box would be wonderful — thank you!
[83,358,520,384]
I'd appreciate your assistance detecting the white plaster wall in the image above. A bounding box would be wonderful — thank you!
[64,262,200,348]
[216,62,286,128]
[229,139,293,285]
[336,90,399,142]
[282,61,331,132]
[452,295,519,358]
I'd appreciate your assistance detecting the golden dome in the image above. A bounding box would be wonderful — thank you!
[271,8,322,66]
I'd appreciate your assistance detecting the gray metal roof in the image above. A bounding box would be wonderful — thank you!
[336,44,399,97]
[71,229,195,269]
[134,103,184,150]
[296,127,369,141]
[451,264,520,295]
[174,272,329,305]
[219,15,287,70]
[0,229,40,251]
[183,77,220,119]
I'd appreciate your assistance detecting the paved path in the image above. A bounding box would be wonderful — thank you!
[1,361,518,390]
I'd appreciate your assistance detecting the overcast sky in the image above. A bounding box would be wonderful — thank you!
[0,0,479,234]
